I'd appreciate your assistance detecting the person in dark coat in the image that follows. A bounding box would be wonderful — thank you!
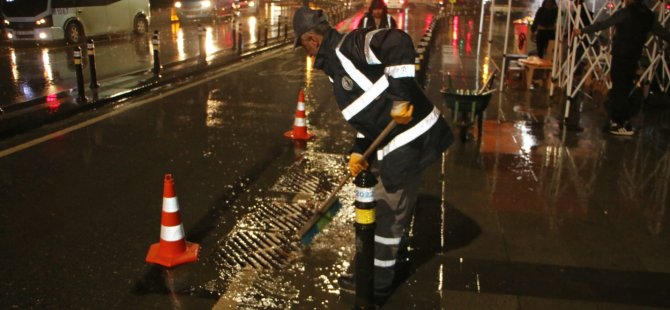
[574,0,670,135]
[531,0,558,59]
[293,6,452,302]
[358,0,398,29]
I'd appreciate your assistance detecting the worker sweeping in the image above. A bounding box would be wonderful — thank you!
[293,6,453,303]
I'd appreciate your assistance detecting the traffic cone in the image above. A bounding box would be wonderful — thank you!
[284,89,314,140]
[146,174,200,267]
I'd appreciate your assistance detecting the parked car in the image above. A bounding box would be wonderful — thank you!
[385,0,406,11]
[408,0,438,8]
[174,0,232,20]
[233,0,257,15]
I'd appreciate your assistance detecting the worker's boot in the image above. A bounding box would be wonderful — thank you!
[337,273,393,302]
[337,273,355,293]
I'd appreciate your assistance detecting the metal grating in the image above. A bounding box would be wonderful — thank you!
[215,153,346,270]
[270,152,344,196]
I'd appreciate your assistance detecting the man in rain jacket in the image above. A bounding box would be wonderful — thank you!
[293,6,453,300]
[574,0,670,135]
[358,0,398,29]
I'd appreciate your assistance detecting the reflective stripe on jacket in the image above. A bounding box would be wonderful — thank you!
[314,27,453,191]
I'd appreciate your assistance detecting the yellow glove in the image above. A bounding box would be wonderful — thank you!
[391,101,413,125]
[348,153,369,177]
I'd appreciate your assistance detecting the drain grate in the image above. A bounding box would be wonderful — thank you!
[217,201,310,270]
[270,152,344,196]
[215,153,347,270]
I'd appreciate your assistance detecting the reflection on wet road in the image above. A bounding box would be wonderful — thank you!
[0,5,295,108]
[1,2,669,309]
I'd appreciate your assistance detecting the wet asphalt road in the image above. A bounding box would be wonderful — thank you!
[0,5,440,308]
[0,4,298,108]
[3,1,669,308]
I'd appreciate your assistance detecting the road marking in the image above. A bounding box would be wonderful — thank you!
[0,46,292,159]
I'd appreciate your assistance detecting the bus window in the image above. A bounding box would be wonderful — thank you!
[3,0,48,17]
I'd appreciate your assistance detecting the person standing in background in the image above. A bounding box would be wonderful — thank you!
[531,0,558,59]
[358,0,398,29]
[574,0,670,135]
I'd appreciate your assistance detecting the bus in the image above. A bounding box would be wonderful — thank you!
[2,0,151,44]
[385,0,405,11]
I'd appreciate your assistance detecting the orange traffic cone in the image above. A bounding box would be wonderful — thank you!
[146,174,200,267]
[284,89,314,140]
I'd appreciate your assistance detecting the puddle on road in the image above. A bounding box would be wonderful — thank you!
[206,152,356,309]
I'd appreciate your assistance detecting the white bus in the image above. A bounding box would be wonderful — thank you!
[2,0,151,44]
[385,0,405,11]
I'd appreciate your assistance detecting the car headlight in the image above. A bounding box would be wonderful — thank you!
[174,1,182,8]
[36,18,46,25]
[248,1,255,7]
[7,32,13,39]
[4,19,9,26]
[39,32,47,39]
[201,0,211,8]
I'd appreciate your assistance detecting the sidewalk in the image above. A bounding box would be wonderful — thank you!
[211,11,670,309]
[385,13,670,309]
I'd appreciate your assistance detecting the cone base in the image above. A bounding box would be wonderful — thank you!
[284,129,314,141]
[146,241,200,267]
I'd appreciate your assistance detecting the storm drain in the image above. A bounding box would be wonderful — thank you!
[217,201,310,270]
[215,152,346,270]
[270,152,345,195]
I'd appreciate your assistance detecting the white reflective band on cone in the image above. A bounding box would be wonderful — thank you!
[355,187,374,203]
[297,102,305,111]
[341,75,388,120]
[160,225,185,241]
[385,64,415,78]
[377,107,441,160]
[375,235,401,245]
[294,117,306,127]
[374,258,396,267]
[162,197,180,213]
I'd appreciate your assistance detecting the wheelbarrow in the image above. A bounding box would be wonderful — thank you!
[440,90,494,142]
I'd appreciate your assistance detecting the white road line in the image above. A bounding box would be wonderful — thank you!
[0,47,292,159]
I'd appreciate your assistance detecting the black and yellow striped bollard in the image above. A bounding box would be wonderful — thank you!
[354,169,376,309]
[152,30,161,77]
[73,46,87,103]
[87,39,100,89]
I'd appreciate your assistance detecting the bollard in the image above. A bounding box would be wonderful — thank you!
[264,18,269,46]
[447,72,453,92]
[415,56,424,88]
[237,28,243,54]
[73,46,87,103]
[197,24,206,60]
[152,30,161,77]
[284,16,288,40]
[277,15,281,38]
[232,22,237,50]
[354,170,376,309]
[87,39,100,89]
